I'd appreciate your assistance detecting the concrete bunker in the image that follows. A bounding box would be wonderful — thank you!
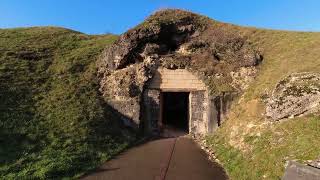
[143,67,234,136]
[98,10,262,137]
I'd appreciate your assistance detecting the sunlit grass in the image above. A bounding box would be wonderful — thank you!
[0,27,135,179]
[206,27,320,179]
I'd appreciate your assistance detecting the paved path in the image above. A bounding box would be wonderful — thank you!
[81,137,227,180]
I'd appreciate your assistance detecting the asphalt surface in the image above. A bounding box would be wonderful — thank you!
[81,137,227,180]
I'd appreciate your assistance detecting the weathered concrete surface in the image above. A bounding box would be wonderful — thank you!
[143,89,161,135]
[189,91,208,135]
[81,137,227,180]
[147,68,206,91]
[282,161,320,180]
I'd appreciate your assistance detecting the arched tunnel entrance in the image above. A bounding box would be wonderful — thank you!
[143,67,219,136]
[142,67,235,136]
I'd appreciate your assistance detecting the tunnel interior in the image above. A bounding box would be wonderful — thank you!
[162,92,189,132]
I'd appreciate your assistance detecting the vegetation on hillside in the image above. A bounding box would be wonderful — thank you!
[0,27,134,179]
[1,10,320,180]
[98,9,320,179]
[206,27,320,179]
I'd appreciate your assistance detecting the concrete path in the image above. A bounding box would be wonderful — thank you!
[81,137,227,180]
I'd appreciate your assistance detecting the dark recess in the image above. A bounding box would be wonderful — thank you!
[162,92,189,132]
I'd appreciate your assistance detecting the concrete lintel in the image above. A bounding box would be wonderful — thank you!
[159,88,206,92]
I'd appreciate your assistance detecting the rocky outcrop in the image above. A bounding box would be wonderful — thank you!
[266,72,320,120]
[230,67,257,91]
[98,9,262,81]
[99,57,157,125]
[97,9,262,128]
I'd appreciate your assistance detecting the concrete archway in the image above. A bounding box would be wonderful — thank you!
[143,68,220,136]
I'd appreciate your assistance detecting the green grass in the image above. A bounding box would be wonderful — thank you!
[2,12,320,180]
[243,29,320,99]
[0,27,135,179]
[207,116,320,179]
[205,27,320,179]
[136,9,210,31]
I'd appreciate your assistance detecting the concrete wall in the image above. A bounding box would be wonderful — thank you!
[189,92,237,135]
[189,91,209,135]
[208,96,220,134]
[108,98,141,128]
[142,67,236,136]
[147,68,206,91]
[142,89,161,135]
[142,89,211,136]
[144,68,210,135]
[209,93,237,126]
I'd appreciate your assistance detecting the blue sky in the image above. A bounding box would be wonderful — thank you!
[1,0,320,34]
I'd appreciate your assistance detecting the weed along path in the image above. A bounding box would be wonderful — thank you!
[81,137,227,180]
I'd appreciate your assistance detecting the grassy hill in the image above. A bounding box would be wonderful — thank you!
[206,27,320,179]
[0,27,135,179]
[1,11,320,180]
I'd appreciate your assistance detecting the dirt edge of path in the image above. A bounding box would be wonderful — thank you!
[191,135,230,179]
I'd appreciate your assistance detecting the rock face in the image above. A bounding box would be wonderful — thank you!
[98,9,262,129]
[266,72,320,120]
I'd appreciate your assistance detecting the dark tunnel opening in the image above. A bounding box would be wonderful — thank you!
[162,92,189,133]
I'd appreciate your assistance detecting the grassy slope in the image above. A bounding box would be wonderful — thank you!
[2,16,320,180]
[0,27,134,179]
[207,27,320,179]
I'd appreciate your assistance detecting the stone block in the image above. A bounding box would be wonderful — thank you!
[282,161,320,180]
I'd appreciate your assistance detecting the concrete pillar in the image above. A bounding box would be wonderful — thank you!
[189,91,208,135]
[142,89,161,135]
[208,96,220,133]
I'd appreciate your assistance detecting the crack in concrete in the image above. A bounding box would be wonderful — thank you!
[155,138,177,180]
